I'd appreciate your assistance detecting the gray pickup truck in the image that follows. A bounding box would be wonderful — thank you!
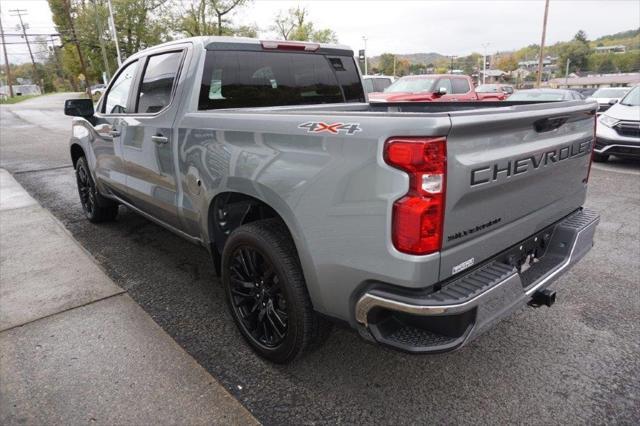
[65,37,600,363]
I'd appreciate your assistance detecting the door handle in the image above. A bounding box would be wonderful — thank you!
[151,135,169,145]
[108,129,121,137]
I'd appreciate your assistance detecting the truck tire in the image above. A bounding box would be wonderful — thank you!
[75,156,118,223]
[592,153,609,162]
[221,218,331,363]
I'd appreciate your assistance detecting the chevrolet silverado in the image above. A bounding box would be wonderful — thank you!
[65,37,600,363]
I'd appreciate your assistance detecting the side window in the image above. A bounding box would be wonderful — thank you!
[104,60,139,114]
[437,78,452,94]
[452,78,470,94]
[373,78,391,92]
[136,51,183,113]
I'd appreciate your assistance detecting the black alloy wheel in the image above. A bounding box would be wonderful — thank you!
[221,219,332,363]
[76,160,96,216]
[75,156,118,223]
[228,246,288,348]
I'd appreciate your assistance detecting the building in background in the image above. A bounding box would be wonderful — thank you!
[594,45,627,54]
[548,73,640,89]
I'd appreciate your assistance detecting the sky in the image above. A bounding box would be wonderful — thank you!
[1,0,639,63]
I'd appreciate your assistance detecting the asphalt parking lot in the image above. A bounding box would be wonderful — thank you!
[2,94,639,424]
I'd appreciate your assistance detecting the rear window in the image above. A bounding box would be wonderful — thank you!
[198,51,364,110]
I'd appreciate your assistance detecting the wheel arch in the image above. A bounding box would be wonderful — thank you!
[70,143,85,168]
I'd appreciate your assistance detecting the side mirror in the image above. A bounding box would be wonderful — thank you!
[436,87,448,96]
[608,99,618,105]
[65,98,94,117]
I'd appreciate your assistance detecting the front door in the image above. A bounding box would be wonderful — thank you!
[91,59,141,199]
[120,50,186,230]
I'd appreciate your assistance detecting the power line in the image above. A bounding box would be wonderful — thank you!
[8,9,38,80]
[0,4,15,96]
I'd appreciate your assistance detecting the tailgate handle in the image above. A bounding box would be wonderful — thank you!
[534,116,569,133]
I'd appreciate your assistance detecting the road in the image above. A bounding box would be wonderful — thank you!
[2,93,639,424]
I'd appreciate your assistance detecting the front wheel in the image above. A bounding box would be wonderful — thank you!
[221,219,331,363]
[75,156,118,223]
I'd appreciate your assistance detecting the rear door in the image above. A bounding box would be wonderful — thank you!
[439,101,596,280]
[120,48,187,229]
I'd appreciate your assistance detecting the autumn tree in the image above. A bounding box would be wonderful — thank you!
[495,54,518,72]
[271,6,337,43]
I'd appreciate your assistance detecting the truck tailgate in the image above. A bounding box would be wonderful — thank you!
[440,101,597,280]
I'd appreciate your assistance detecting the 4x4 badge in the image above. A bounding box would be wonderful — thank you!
[298,122,362,135]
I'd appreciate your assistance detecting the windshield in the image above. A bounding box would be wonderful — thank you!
[620,86,640,106]
[475,84,500,93]
[384,78,435,93]
[591,88,629,98]
[509,91,566,101]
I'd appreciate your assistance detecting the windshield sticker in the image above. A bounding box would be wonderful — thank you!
[298,122,362,135]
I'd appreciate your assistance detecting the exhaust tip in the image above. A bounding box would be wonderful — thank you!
[529,288,556,308]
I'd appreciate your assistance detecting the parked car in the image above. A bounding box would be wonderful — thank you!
[90,84,107,97]
[573,88,597,98]
[64,37,599,363]
[362,75,394,94]
[475,83,514,96]
[508,88,584,101]
[587,87,631,113]
[368,74,506,102]
[594,85,640,162]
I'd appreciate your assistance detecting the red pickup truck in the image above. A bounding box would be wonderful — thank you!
[368,74,506,102]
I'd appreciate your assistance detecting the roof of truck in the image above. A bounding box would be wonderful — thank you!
[127,36,354,61]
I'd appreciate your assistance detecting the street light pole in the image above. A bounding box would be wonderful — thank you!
[537,0,550,88]
[362,36,367,75]
[107,0,122,66]
[481,42,490,84]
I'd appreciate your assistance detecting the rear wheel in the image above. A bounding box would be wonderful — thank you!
[75,156,118,223]
[221,219,331,363]
[592,153,609,162]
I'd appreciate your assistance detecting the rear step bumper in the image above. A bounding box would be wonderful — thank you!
[355,208,599,354]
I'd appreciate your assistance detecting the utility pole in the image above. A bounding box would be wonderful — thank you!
[0,7,14,97]
[91,0,111,81]
[481,42,490,84]
[564,58,571,87]
[362,36,368,75]
[450,55,457,73]
[536,0,550,88]
[393,55,396,77]
[63,0,91,96]
[9,9,38,84]
[106,0,122,66]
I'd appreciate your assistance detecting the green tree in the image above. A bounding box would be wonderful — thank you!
[558,30,592,73]
[597,57,616,73]
[378,53,396,75]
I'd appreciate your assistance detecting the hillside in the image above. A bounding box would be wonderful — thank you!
[369,27,639,66]
[369,52,446,67]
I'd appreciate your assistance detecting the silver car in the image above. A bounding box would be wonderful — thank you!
[594,85,640,161]
[587,87,631,113]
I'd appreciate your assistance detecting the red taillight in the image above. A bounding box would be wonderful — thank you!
[384,137,447,255]
[260,40,320,51]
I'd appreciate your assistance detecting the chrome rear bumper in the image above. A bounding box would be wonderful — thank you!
[355,208,599,353]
